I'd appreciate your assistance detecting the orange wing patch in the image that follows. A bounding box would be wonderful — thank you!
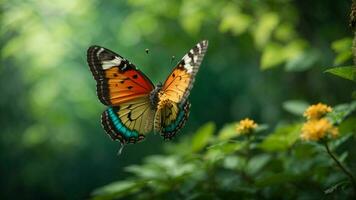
[160,67,192,103]
[104,67,154,105]
[160,40,208,104]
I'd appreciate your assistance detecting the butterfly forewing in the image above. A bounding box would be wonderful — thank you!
[155,40,208,139]
[87,46,154,106]
[160,40,208,104]
[87,46,155,144]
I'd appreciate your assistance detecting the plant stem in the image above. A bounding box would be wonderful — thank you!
[324,141,356,194]
[242,135,253,184]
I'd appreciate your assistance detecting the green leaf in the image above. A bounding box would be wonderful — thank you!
[255,173,301,187]
[339,117,356,135]
[261,40,306,70]
[334,51,352,65]
[254,12,280,48]
[125,165,163,179]
[325,66,356,82]
[259,123,302,152]
[332,37,353,52]
[327,101,356,124]
[217,123,237,141]
[207,140,245,154]
[324,180,350,195]
[246,154,271,175]
[219,7,252,35]
[254,124,269,133]
[274,23,295,41]
[331,37,353,65]
[284,49,319,71]
[261,43,285,69]
[282,100,309,116]
[191,122,216,152]
[92,180,145,200]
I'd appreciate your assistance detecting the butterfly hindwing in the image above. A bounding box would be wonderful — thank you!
[154,100,191,140]
[87,46,154,106]
[101,96,155,144]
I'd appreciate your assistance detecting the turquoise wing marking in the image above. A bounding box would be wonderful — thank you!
[102,107,145,144]
[107,107,139,138]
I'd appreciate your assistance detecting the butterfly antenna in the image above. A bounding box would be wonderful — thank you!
[117,143,125,156]
[171,55,175,64]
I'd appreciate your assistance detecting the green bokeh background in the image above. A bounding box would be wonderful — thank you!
[1,0,354,199]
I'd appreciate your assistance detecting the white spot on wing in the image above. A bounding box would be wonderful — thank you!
[183,55,191,64]
[185,63,193,73]
[96,48,104,57]
[193,55,198,63]
[102,57,122,69]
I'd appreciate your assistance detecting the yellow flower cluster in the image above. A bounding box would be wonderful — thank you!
[303,103,332,120]
[301,118,339,141]
[301,103,338,141]
[236,118,258,135]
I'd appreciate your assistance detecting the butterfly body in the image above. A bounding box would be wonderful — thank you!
[149,83,163,109]
[87,41,208,145]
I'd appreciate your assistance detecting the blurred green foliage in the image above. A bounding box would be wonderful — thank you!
[1,0,355,199]
[93,102,356,199]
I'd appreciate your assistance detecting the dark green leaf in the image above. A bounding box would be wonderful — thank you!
[283,100,309,116]
[325,66,356,82]
[255,173,301,187]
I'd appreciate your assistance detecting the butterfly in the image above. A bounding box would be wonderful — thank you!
[86,40,208,146]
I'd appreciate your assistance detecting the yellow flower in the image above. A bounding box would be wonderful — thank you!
[236,118,258,135]
[301,118,339,141]
[303,103,332,120]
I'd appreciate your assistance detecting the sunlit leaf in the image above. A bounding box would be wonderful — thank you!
[324,66,356,82]
[92,180,145,200]
[261,43,286,69]
[219,8,252,35]
[218,123,237,141]
[274,23,295,41]
[125,165,163,179]
[261,40,306,70]
[334,51,352,65]
[332,37,352,52]
[331,37,353,65]
[254,12,279,48]
[207,140,245,154]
